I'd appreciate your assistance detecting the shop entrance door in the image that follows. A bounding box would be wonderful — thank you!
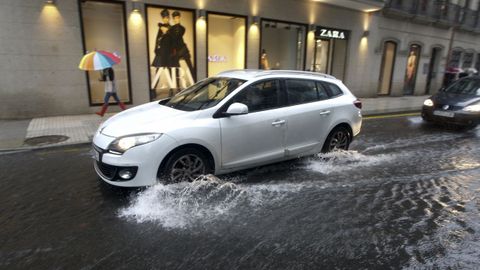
[378,41,397,95]
[425,47,441,94]
[312,39,330,73]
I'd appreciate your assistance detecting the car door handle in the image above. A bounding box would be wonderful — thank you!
[319,110,331,116]
[272,120,286,126]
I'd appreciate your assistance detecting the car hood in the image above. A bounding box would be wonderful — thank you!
[99,101,196,137]
[433,92,480,107]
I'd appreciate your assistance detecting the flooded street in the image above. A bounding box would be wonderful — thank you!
[1,116,480,269]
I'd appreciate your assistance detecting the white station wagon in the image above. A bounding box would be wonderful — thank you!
[92,70,362,187]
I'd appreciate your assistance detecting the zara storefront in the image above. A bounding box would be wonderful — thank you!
[1,0,377,118]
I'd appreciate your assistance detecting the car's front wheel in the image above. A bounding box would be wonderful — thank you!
[322,126,351,153]
[161,148,212,183]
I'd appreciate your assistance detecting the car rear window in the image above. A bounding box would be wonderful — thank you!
[321,82,344,97]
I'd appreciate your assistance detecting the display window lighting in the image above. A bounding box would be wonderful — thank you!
[198,9,206,20]
[45,0,56,5]
[132,2,141,13]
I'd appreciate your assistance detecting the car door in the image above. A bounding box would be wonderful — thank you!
[283,79,335,157]
[219,80,288,169]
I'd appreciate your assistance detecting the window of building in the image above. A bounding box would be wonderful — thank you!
[449,49,463,68]
[207,13,246,77]
[462,52,474,68]
[80,0,131,105]
[378,41,397,95]
[403,44,421,95]
[475,53,480,72]
[146,6,196,100]
[260,20,306,70]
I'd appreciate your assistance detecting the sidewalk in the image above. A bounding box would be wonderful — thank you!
[0,95,428,151]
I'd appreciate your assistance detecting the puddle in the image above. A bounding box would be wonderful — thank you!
[24,135,69,146]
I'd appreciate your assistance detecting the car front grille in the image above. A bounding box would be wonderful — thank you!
[96,161,117,180]
[434,104,462,111]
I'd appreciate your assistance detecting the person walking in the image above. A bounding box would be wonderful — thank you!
[96,67,126,117]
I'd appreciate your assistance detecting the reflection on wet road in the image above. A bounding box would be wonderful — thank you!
[1,116,480,269]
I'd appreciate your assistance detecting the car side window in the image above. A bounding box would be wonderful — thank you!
[315,82,330,100]
[229,80,281,113]
[322,82,344,97]
[286,79,319,105]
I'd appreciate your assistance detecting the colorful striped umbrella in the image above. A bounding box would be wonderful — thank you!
[78,50,121,71]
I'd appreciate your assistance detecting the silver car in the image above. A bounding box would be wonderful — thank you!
[92,70,362,186]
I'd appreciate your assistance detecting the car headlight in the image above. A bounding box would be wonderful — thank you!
[424,99,434,107]
[108,133,162,154]
[463,104,480,112]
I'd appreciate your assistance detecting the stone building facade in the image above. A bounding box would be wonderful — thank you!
[1,0,480,118]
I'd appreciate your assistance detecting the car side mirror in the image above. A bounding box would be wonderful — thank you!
[439,86,446,92]
[224,103,248,116]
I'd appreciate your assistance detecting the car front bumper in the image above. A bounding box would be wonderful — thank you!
[422,106,480,126]
[92,132,179,187]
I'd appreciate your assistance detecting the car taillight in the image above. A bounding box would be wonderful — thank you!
[354,99,362,109]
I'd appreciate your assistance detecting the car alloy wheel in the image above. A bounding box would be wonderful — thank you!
[161,147,212,184]
[323,127,351,152]
[170,154,206,182]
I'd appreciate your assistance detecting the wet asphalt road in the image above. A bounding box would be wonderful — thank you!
[1,115,480,270]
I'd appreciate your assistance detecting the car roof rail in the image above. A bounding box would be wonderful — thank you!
[216,69,336,80]
[255,70,337,80]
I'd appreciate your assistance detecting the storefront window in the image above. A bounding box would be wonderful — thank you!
[80,0,131,105]
[310,26,349,81]
[207,13,246,77]
[260,20,306,70]
[404,44,421,95]
[146,6,196,100]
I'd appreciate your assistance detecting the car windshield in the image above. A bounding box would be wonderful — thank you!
[164,78,246,111]
[444,78,480,96]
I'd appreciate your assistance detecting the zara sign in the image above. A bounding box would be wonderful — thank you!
[315,26,349,40]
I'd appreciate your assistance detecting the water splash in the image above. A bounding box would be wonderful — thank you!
[119,150,402,228]
[118,175,304,229]
[306,150,398,174]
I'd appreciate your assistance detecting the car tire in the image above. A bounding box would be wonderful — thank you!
[322,126,351,153]
[160,148,212,184]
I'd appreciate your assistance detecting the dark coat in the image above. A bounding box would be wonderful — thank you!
[169,23,191,67]
[152,23,173,68]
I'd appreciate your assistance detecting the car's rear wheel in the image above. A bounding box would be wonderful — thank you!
[322,126,351,153]
[161,148,211,183]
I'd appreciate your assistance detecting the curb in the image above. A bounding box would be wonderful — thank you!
[0,141,92,154]
[363,110,421,118]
